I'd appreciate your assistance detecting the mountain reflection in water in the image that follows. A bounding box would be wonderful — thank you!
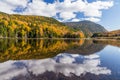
[0,39,105,62]
[1,39,120,80]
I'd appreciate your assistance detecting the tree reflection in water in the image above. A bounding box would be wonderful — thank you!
[0,39,105,62]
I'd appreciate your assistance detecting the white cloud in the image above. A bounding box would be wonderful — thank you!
[24,0,57,17]
[84,17,101,22]
[59,55,75,64]
[84,54,100,59]
[0,53,111,79]
[0,60,27,80]
[72,18,81,22]
[0,0,114,22]
[59,12,76,21]
[0,0,27,14]
[83,1,113,17]
[5,0,27,7]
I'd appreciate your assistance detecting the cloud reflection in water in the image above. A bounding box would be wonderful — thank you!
[0,53,111,80]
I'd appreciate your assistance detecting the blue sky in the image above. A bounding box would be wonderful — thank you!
[99,0,120,31]
[0,0,119,31]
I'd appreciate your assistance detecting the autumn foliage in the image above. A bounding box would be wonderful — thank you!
[0,12,84,38]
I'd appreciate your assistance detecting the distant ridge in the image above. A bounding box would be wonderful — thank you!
[92,29,120,38]
[65,20,107,37]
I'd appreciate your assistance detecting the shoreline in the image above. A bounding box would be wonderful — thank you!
[0,37,87,40]
[0,37,120,41]
[92,37,120,40]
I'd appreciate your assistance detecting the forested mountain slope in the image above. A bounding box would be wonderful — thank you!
[0,12,84,38]
[65,21,107,37]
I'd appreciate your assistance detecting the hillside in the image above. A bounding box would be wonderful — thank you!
[110,29,120,33]
[65,20,107,37]
[92,29,120,38]
[0,12,84,38]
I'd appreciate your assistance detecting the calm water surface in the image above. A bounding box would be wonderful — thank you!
[0,39,120,80]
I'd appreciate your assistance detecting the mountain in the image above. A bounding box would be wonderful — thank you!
[92,29,120,39]
[0,12,84,38]
[65,20,107,37]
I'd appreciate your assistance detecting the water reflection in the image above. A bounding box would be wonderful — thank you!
[0,39,105,62]
[93,39,120,48]
[1,39,120,80]
[65,40,106,55]
[0,53,111,80]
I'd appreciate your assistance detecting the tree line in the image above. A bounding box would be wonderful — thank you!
[0,13,84,38]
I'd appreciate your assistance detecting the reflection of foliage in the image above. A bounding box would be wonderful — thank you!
[0,39,84,62]
[0,12,84,38]
[0,39,106,62]
[93,39,120,47]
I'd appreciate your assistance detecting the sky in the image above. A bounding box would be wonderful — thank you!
[0,0,119,31]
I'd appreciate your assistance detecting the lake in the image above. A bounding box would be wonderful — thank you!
[0,39,120,80]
